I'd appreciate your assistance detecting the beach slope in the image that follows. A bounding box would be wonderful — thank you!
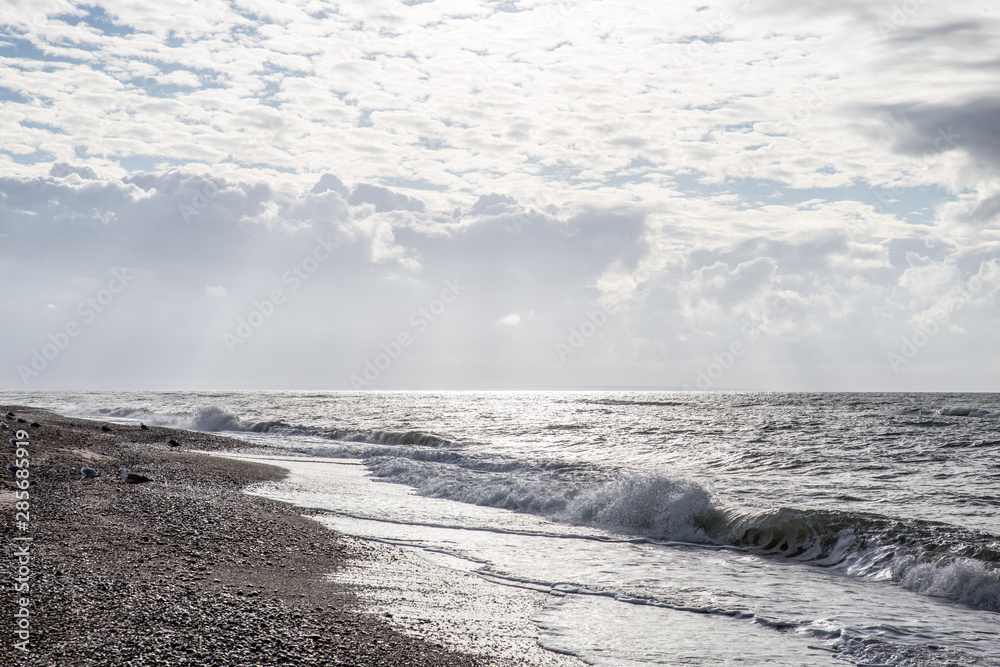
[1,406,485,666]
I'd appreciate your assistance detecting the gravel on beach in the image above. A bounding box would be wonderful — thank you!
[1,406,487,667]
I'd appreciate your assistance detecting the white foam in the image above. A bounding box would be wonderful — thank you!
[561,474,714,543]
[364,456,718,542]
[940,407,1000,418]
[188,406,245,431]
[232,453,1000,667]
[893,556,1000,612]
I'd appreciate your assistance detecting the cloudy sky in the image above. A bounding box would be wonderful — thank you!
[1,0,998,391]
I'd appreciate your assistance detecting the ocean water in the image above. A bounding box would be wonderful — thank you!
[6,390,1000,666]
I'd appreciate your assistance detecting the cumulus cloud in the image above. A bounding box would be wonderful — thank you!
[348,184,426,214]
[0,0,998,389]
[0,170,654,388]
[471,194,519,216]
[0,164,995,390]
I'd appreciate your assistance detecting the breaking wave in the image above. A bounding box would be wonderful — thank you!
[90,405,248,431]
[82,405,459,451]
[578,399,687,407]
[941,407,1000,418]
[249,421,460,449]
[359,454,1000,613]
[96,406,143,418]
[75,397,1000,613]
[324,428,458,448]
[189,406,245,431]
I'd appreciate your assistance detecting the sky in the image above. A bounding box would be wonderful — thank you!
[0,0,998,391]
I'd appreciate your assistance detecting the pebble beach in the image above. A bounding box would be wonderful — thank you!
[1,406,487,667]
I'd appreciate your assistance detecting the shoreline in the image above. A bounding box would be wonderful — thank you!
[1,405,487,666]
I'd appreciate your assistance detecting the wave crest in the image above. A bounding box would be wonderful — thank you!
[718,508,861,562]
[361,452,1000,612]
[894,556,1000,612]
[326,428,459,448]
[190,406,245,431]
[563,475,716,543]
[102,407,141,418]
[941,407,1000,418]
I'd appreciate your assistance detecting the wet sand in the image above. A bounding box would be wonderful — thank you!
[0,406,487,666]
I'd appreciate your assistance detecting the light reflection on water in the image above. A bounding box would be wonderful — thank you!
[6,389,1000,665]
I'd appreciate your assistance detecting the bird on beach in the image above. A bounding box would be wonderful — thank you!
[166,437,180,448]
[119,467,151,484]
[101,424,112,432]
[5,411,14,418]
[81,465,100,479]
[70,420,78,426]
[140,423,149,431]
[0,421,7,430]
[29,422,40,428]
[16,418,26,424]
[7,461,23,474]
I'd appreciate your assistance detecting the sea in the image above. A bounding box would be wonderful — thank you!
[5,390,1000,666]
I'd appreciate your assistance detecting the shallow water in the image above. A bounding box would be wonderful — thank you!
[7,390,1000,665]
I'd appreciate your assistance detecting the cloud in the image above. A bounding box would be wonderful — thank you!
[881,98,996,166]
[311,173,350,198]
[0,169,654,388]
[1,0,998,389]
[470,193,518,216]
[51,162,99,180]
[1,163,995,390]
[348,184,426,214]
